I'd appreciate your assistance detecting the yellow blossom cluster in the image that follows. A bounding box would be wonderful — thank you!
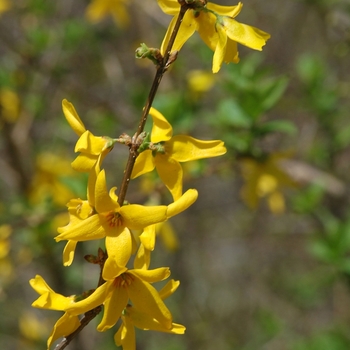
[29,1,270,349]
[30,98,226,349]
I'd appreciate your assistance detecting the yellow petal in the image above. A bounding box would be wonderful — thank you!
[63,240,77,267]
[97,286,129,331]
[157,0,180,16]
[62,99,86,136]
[222,17,271,51]
[127,274,172,329]
[131,150,155,179]
[134,244,151,270]
[30,275,55,295]
[154,154,183,201]
[149,107,172,143]
[130,267,170,283]
[121,204,167,230]
[30,275,73,311]
[103,230,132,279]
[158,279,180,300]
[196,11,218,52]
[212,24,228,73]
[223,37,239,65]
[167,189,198,218]
[207,2,243,17]
[95,170,119,213]
[169,135,226,161]
[75,130,107,155]
[127,306,185,334]
[47,313,80,350]
[114,316,136,349]
[103,256,128,281]
[66,282,111,316]
[139,225,156,251]
[71,153,99,172]
[55,214,106,242]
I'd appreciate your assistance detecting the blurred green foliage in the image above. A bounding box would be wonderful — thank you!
[1,0,350,349]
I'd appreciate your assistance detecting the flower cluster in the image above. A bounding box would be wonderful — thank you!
[30,1,269,348]
[158,0,270,73]
[30,99,226,349]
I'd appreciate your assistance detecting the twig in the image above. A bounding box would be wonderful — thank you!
[117,4,189,205]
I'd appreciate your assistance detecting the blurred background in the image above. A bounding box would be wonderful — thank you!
[1,0,350,349]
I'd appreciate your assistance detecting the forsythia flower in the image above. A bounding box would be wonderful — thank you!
[30,275,81,349]
[131,107,226,200]
[56,169,168,274]
[158,1,270,73]
[62,99,116,172]
[85,0,129,27]
[115,280,185,350]
[66,267,174,332]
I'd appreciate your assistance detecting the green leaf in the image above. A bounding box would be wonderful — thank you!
[257,120,297,136]
[216,99,252,128]
[260,76,289,111]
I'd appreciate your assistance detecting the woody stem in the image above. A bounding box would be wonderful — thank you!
[117,4,188,206]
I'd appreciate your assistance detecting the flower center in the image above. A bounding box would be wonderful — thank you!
[106,212,123,227]
[114,273,134,288]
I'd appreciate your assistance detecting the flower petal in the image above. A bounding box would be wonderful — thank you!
[62,99,86,136]
[63,240,77,267]
[47,313,80,350]
[95,169,119,213]
[130,267,170,283]
[157,0,180,16]
[167,189,198,218]
[75,130,107,155]
[55,214,106,242]
[121,204,167,230]
[158,279,180,300]
[207,2,243,17]
[126,306,185,334]
[66,282,111,316]
[127,274,172,329]
[213,23,228,73]
[149,107,173,143]
[114,315,136,349]
[97,285,129,332]
[139,225,156,251]
[131,150,155,179]
[134,244,151,270]
[154,154,183,200]
[222,17,271,51]
[71,153,99,172]
[169,135,226,161]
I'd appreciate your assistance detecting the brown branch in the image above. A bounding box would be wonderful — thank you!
[54,307,102,350]
[117,4,189,205]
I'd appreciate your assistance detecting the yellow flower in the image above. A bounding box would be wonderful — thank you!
[30,275,75,311]
[114,280,185,350]
[131,108,226,200]
[240,154,296,214]
[85,0,129,27]
[158,1,270,73]
[56,169,168,272]
[62,99,115,172]
[66,267,173,332]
